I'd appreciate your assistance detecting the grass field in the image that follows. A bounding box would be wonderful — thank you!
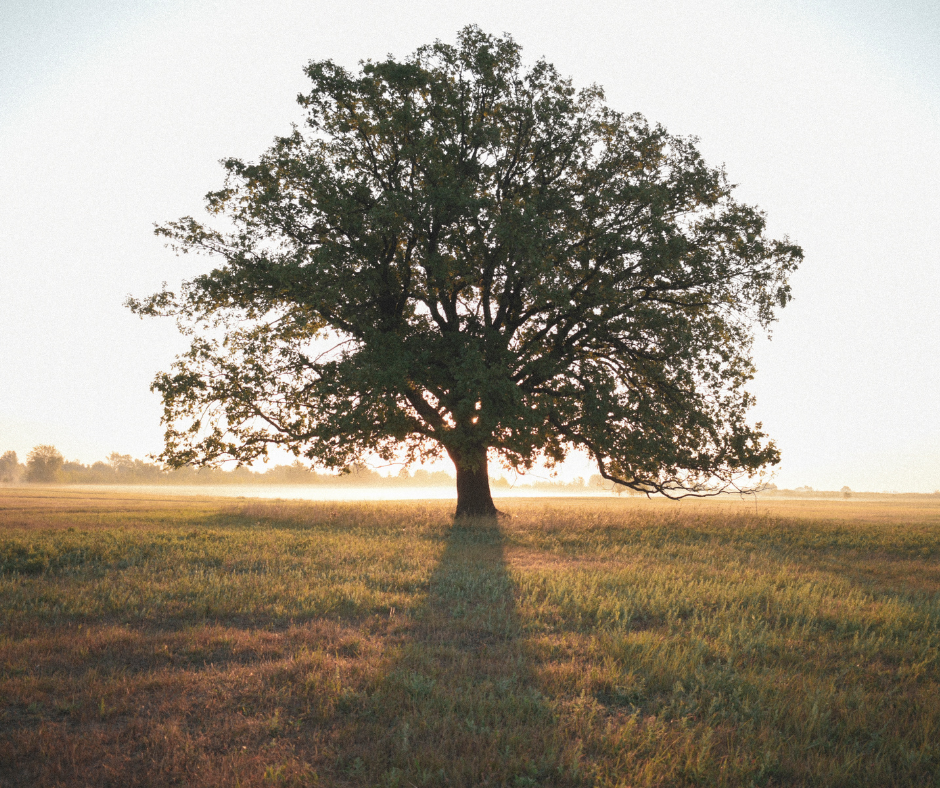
[1,488,939,787]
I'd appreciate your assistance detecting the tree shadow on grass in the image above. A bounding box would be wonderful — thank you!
[336,517,581,787]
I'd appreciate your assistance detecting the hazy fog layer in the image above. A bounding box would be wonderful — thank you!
[52,485,611,501]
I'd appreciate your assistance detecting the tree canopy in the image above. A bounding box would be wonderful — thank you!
[129,27,802,517]
[0,451,20,484]
[25,445,64,484]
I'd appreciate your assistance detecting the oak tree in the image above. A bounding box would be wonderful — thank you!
[130,27,802,517]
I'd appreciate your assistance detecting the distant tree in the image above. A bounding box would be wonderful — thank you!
[841,485,852,499]
[130,27,801,517]
[0,451,20,483]
[411,468,456,487]
[25,445,65,483]
[90,461,116,482]
[108,452,136,476]
[613,482,643,497]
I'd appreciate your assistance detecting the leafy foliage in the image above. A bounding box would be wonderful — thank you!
[129,26,801,500]
[25,445,64,484]
[0,451,19,484]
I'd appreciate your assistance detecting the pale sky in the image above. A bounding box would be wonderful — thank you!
[1,0,938,492]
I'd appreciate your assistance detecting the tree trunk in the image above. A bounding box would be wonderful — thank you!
[448,445,498,519]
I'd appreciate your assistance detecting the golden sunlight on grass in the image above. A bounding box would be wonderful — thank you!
[1,490,938,786]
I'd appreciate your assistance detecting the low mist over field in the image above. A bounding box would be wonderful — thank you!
[4,445,936,500]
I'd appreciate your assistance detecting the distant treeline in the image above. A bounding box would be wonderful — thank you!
[0,445,599,490]
[8,446,928,496]
[755,486,940,500]
[0,446,458,486]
